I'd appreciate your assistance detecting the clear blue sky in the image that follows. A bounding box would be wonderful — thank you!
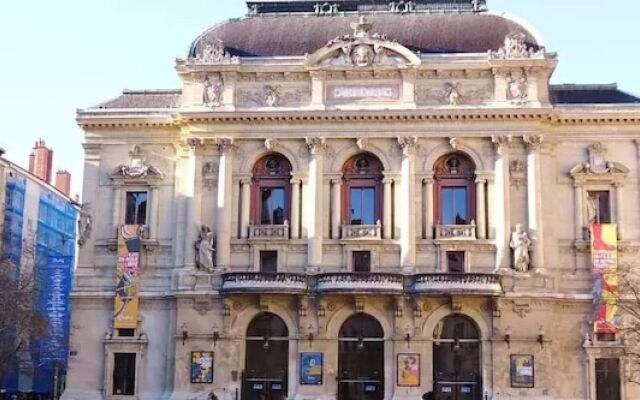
[0,0,637,198]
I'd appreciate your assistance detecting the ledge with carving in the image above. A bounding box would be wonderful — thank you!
[221,272,308,294]
[315,273,404,294]
[435,222,477,240]
[410,273,502,296]
[248,223,290,240]
[340,223,382,240]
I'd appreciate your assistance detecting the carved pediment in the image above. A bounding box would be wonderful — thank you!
[570,142,629,182]
[304,17,420,69]
[111,145,163,181]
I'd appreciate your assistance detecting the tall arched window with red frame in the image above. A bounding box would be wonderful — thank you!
[342,153,384,226]
[434,152,476,225]
[251,154,292,225]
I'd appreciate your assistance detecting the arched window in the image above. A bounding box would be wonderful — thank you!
[252,154,292,225]
[342,153,384,226]
[433,152,476,225]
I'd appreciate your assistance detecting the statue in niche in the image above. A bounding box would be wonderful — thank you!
[510,224,531,272]
[195,225,215,272]
[507,71,528,102]
[203,74,224,107]
[77,203,92,246]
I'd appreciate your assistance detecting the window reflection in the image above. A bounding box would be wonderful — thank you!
[350,187,375,225]
[441,187,467,225]
[260,188,285,225]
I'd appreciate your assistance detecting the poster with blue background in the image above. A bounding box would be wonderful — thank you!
[300,352,323,385]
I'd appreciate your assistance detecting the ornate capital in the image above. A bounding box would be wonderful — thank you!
[523,135,544,151]
[491,135,512,156]
[330,178,342,185]
[382,178,394,185]
[187,138,204,150]
[397,136,418,156]
[306,137,327,155]
[240,178,252,186]
[215,138,234,154]
[291,178,303,185]
[422,177,434,185]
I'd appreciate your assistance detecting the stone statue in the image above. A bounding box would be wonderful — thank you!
[203,74,224,107]
[77,203,92,246]
[510,224,531,272]
[195,225,215,272]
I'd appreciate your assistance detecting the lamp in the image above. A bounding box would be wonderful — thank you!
[404,325,412,348]
[357,334,364,350]
[212,325,220,347]
[307,324,315,345]
[182,328,189,346]
[318,305,326,318]
[503,326,512,348]
[538,326,545,348]
[263,337,270,350]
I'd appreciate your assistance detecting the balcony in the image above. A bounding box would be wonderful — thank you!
[435,222,476,240]
[249,223,289,240]
[410,273,502,296]
[221,272,307,294]
[315,273,404,294]
[341,222,382,240]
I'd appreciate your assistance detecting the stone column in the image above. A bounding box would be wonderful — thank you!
[305,137,326,272]
[175,141,199,269]
[215,138,234,270]
[148,186,159,240]
[398,137,418,270]
[310,71,326,109]
[423,175,434,239]
[475,176,487,240]
[525,135,544,270]
[240,178,251,239]
[486,175,496,239]
[492,135,512,270]
[112,186,122,236]
[330,178,341,239]
[290,178,301,239]
[383,177,393,240]
[574,183,584,240]
[615,183,625,239]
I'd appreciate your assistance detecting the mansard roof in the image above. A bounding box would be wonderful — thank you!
[93,89,182,109]
[188,13,540,58]
[246,0,487,14]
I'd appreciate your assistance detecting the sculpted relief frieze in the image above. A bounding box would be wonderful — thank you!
[326,84,401,103]
[416,80,493,106]
[237,85,311,108]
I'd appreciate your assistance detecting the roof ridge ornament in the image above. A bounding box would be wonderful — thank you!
[351,16,373,37]
[489,32,545,60]
[191,39,239,65]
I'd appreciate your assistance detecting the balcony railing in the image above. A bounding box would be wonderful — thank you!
[435,222,476,240]
[315,273,404,294]
[341,222,382,240]
[410,273,502,296]
[249,223,289,240]
[221,272,307,294]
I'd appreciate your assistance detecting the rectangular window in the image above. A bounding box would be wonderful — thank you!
[125,192,147,225]
[447,251,465,273]
[113,353,136,396]
[353,251,371,272]
[260,187,285,225]
[441,187,468,225]
[350,187,376,225]
[260,250,278,273]
[596,358,620,400]
[588,191,611,224]
[117,328,136,337]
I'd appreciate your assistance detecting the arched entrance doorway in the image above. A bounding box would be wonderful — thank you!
[338,313,385,400]
[243,312,289,400]
[433,314,482,400]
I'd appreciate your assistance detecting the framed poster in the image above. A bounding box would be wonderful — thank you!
[510,354,534,388]
[191,351,214,383]
[300,352,323,385]
[397,353,420,387]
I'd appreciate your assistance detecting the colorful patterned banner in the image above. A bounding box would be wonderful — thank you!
[591,224,619,334]
[114,225,143,329]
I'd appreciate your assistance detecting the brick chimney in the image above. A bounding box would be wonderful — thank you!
[55,170,71,196]
[29,138,53,183]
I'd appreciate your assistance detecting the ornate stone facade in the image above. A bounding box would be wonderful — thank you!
[65,2,640,400]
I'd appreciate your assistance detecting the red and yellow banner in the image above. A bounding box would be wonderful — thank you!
[114,225,143,329]
[591,224,619,334]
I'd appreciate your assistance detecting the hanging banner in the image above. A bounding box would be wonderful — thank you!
[591,224,619,334]
[114,225,143,329]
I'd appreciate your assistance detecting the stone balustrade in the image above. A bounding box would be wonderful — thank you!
[435,222,477,240]
[341,223,382,240]
[221,272,307,294]
[248,223,289,240]
[315,273,404,294]
[411,273,502,295]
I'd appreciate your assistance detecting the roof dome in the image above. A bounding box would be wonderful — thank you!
[189,13,540,58]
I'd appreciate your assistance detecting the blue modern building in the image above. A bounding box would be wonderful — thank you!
[0,149,79,396]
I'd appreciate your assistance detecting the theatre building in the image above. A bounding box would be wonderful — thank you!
[62,1,640,399]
